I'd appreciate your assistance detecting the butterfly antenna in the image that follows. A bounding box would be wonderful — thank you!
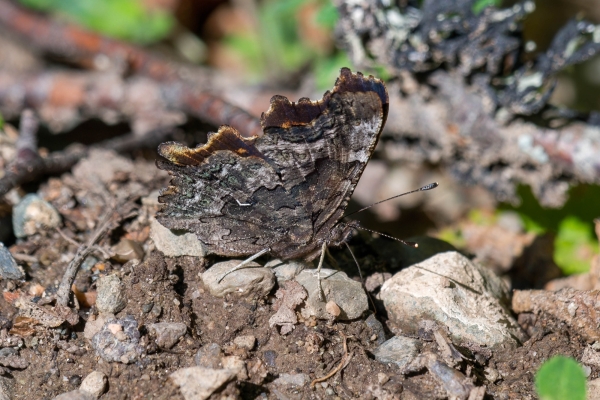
[344,182,438,218]
[348,222,418,248]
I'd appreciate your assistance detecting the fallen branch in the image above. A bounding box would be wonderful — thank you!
[0,126,175,197]
[0,1,263,138]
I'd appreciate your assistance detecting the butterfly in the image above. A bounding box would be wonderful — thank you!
[156,68,389,282]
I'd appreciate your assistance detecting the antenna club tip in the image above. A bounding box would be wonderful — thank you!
[420,182,439,191]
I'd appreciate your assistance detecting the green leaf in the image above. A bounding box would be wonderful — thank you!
[554,216,598,275]
[315,1,338,29]
[17,0,174,44]
[535,356,586,400]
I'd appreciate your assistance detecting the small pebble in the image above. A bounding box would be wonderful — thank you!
[170,367,236,400]
[325,301,341,317]
[263,350,277,368]
[79,371,108,399]
[0,242,24,280]
[147,322,187,349]
[96,275,127,314]
[201,260,275,298]
[91,316,142,364]
[373,336,421,371]
[141,303,154,313]
[272,373,309,388]
[233,335,256,351]
[12,194,61,238]
[195,343,222,368]
[150,218,206,257]
[377,372,389,384]
[111,239,143,263]
[53,390,95,400]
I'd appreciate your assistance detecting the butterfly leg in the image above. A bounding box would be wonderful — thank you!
[316,242,327,301]
[217,248,270,283]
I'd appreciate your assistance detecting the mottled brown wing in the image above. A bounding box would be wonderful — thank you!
[156,68,388,259]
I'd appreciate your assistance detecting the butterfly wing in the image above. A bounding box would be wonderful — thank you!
[156,68,388,259]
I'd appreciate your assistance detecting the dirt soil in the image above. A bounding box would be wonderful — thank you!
[0,151,594,400]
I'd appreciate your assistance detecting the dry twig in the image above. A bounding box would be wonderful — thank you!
[310,331,352,388]
[55,200,135,307]
[0,127,174,197]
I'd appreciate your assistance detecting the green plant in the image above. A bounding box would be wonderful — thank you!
[535,356,586,400]
[18,0,174,44]
[500,184,600,275]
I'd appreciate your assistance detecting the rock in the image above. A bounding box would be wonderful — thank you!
[169,367,236,400]
[263,350,277,368]
[380,251,527,349]
[325,301,341,317]
[96,275,126,314]
[53,390,95,400]
[365,314,386,345]
[147,322,187,349]
[589,377,600,400]
[84,314,111,340]
[272,373,309,388]
[513,288,600,343]
[12,194,61,238]
[221,355,247,380]
[91,315,143,364]
[195,343,223,368]
[583,346,600,369]
[233,335,255,350]
[0,375,12,400]
[265,259,310,284]
[79,371,107,399]
[0,242,24,280]
[150,218,206,257]
[373,336,421,371]
[201,260,275,298]
[111,239,143,263]
[295,269,368,320]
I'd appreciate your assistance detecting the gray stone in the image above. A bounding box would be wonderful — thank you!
[170,367,236,400]
[273,373,309,388]
[150,218,206,257]
[91,315,143,364]
[0,375,12,400]
[79,371,107,399]
[265,259,311,284]
[373,336,421,370]
[365,314,386,344]
[201,260,275,298]
[12,194,61,238]
[295,269,368,320]
[0,242,24,280]
[195,343,223,368]
[53,390,95,400]
[233,335,255,350]
[96,275,126,314]
[148,322,187,349]
[380,251,527,349]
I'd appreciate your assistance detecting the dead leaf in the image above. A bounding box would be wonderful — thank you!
[72,285,97,308]
[9,316,37,336]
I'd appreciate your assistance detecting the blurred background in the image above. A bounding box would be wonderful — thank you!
[0,0,599,286]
